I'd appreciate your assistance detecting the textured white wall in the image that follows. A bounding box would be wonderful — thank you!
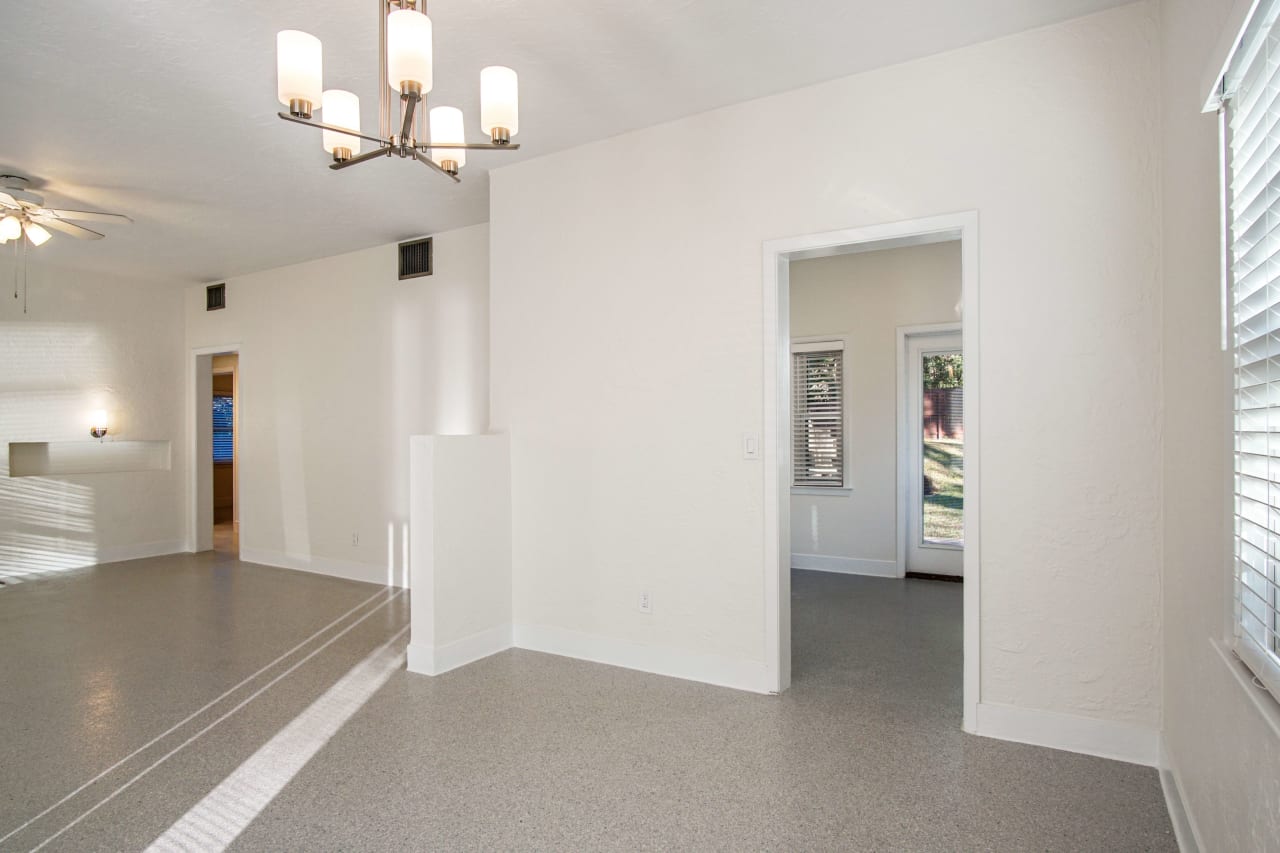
[789,242,961,568]
[0,264,185,580]
[492,3,1162,721]
[184,223,489,585]
[1160,0,1280,848]
[408,434,512,674]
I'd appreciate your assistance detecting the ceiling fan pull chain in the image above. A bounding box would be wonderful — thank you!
[11,238,17,300]
[21,236,28,314]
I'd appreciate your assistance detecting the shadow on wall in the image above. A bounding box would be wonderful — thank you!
[0,456,96,583]
[0,321,106,583]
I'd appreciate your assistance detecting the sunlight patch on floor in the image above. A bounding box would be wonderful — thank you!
[144,626,409,853]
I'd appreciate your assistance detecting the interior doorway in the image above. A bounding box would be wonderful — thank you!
[762,212,980,732]
[211,354,239,556]
[188,344,241,556]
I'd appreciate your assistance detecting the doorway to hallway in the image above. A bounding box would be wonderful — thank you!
[188,344,241,556]
[212,354,239,556]
[763,211,980,732]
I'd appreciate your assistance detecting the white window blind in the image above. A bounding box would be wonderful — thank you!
[1226,1,1280,698]
[792,341,845,487]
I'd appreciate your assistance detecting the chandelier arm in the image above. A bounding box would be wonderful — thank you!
[277,113,391,147]
[400,95,420,144]
[411,149,462,183]
[329,147,394,171]
[415,142,522,151]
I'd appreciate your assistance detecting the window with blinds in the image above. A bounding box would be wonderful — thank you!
[1226,1,1280,698]
[213,395,234,463]
[792,341,845,487]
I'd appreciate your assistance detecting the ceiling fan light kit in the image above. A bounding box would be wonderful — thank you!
[0,176,132,247]
[275,0,520,181]
[0,175,133,313]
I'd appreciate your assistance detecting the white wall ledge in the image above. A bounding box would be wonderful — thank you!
[1211,637,1280,741]
[8,440,172,477]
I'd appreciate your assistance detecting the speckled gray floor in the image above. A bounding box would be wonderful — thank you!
[1,558,1175,851]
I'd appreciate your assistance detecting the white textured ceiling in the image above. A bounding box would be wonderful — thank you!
[0,0,1134,283]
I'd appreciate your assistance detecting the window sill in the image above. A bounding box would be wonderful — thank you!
[791,486,852,497]
[1211,637,1280,741]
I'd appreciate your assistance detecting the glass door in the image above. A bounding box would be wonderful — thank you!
[906,333,963,576]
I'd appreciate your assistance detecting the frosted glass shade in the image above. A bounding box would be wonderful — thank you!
[480,66,518,135]
[386,9,432,93]
[321,90,362,156]
[429,106,466,168]
[23,221,50,246]
[277,30,323,107]
[0,215,20,241]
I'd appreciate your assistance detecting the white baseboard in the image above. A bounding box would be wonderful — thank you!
[238,547,400,588]
[791,553,899,578]
[97,539,186,565]
[513,623,772,694]
[974,702,1159,766]
[407,623,513,676]
[1159,740,1203,853]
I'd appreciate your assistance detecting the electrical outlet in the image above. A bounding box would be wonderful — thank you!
[638,590,652,614]
[351,532,359,546]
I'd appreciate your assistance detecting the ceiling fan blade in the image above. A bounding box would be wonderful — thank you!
[32,215,104,240]
[44,208,132,224]
[0,192,17,208]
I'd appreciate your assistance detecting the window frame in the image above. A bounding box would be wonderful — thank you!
[1219,0,1280,702]
[790,335,852,495]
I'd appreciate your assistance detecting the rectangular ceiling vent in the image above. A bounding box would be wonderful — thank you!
[206,283,226,311]
[398,237,433,280]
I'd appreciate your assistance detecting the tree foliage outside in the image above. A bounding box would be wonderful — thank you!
[921,352,963,542]
[923,354,963,390]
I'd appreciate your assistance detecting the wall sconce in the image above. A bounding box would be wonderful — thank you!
[89,410,109,440]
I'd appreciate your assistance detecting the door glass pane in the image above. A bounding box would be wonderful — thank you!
[921,352,963,546]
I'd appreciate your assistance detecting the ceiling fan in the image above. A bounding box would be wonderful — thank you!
[1,175,133,314]
[0,175,132,246]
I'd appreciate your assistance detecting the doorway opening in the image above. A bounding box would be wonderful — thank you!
[188,345,241,556]
[212,354,239,556]
[762,212,980,732]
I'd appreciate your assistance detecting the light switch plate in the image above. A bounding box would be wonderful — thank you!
[743,433,760,460]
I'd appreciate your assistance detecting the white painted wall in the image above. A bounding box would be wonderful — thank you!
[491,3,1163,722]
[0,263,185,581]
[407,434,512,675]
[183,223,489,585]
[1159,0,1280,848]
[789,242,961,574]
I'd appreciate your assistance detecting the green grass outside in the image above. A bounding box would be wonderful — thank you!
[923,439,964,542]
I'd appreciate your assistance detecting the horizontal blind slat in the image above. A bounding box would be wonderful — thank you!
[1228,21,1280,697]
[792,347,844,488]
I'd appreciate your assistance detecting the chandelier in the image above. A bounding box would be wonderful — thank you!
[275,0,520,181]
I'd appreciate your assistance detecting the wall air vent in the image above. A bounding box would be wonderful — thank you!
[206,283,226,311]
[398,237,433,280]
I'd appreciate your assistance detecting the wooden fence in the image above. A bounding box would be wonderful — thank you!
[923,388,964,441]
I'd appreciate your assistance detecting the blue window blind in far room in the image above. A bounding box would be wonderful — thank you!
[213,395,234,463]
